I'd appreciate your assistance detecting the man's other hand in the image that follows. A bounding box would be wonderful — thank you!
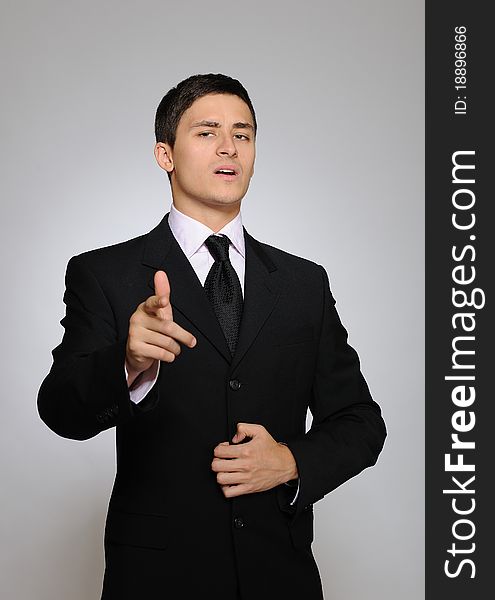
[211,423,299,498]
[125,270,196,384]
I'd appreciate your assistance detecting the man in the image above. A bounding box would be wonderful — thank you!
[38,73,386,600]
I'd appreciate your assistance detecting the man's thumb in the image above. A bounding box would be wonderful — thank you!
[232,423,253,444]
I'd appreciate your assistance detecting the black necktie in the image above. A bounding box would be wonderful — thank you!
[204,234,243,356]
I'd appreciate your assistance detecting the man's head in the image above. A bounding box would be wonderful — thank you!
[155,74,257,149]
[154,74,257,216]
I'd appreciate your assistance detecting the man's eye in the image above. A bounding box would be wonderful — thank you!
[234,134,249,140]
[199,131,214,137]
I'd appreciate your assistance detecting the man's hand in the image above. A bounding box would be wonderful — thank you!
[211,423,299,498]
[125,270,196,385]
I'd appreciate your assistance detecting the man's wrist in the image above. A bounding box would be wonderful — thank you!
[278,441,299,482]
[125,359,146,388]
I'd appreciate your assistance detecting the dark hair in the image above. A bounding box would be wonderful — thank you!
[154,73,257,147]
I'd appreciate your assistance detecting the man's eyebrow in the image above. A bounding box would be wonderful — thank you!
[190,120,254,131]
[232,122,254,131]
[190,120,220,129]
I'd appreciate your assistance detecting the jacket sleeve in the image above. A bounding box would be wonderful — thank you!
[37,254,159,440]
[283,264,387,520]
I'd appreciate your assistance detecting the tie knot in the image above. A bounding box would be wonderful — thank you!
[204,234,231,262]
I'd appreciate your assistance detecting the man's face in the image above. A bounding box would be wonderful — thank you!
[156,93,256,211]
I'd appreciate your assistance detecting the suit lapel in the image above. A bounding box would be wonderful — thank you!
[230,228,283,372]
[141,213,284,369]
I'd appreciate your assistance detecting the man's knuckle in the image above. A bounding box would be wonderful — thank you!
[161,320,173,334]
[161,349,174,362]
[127,336,138,352]
[165,338,180,356]
[130,322,142,337]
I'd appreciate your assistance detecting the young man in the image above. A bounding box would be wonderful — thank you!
[38,73,386,600]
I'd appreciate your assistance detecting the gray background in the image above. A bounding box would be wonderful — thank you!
[1,1,424,598]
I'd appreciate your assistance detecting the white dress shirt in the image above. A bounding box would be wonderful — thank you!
[124,203,299,505]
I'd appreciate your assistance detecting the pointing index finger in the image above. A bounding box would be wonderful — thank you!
[142,270,173,318]
[143,293,170,315]
[154,270,170,299]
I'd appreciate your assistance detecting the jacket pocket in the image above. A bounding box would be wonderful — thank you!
[288,507,314,549]
[104,508,170,550]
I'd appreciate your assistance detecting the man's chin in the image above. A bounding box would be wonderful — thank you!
[172,187,247,211]
[200,194,245,208]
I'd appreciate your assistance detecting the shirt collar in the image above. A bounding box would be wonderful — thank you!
[168,203,246,259]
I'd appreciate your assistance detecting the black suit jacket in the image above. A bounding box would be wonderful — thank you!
[38,212,386,600]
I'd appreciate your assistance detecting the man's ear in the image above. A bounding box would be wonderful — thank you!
[154,142,174,173]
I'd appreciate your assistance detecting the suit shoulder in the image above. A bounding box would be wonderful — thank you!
[254,239,323,276]
[69,231,146,271]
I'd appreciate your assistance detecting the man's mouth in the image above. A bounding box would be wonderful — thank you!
[214,166,238,180]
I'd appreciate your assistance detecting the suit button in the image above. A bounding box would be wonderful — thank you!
[233,517,245,529]
[229,379,241,391]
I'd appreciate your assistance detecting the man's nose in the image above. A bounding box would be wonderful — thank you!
[216,133,237,157]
